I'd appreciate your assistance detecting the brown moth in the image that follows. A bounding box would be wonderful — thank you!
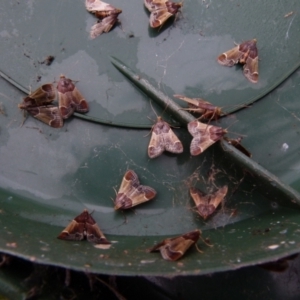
[149,229,201,261]
[174,94,222,120]
[85,0,122,38]
[190,186,228,220]
[148,116,183,158]
[188,120,227,156]
[20,106,63,128]
[224,137,252,157]
[18,84,63,128]
[217,39,258,83]
[57,75,89,119]
[57,209,111,244]
[114,170,157,210]
[144,0,182,28]
[20,84,56,108]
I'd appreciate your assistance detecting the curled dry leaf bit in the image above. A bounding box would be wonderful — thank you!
[190,186,228,219]
[18,84,63,128]
[224,137,252,157]
[148,116,183,158]
[144,0,182,28]
[188,120,227,156]
[174,94,222,120]
[85,0,122,38]
[217,39,258,83]
[114,170,157,210]
[149,229,201,261]
[57,75,89,119]
[57,209,111,245]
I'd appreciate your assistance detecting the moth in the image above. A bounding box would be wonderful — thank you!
[174,94,222,120]
[190,185,228,220]
[85,0,122,38]
[20,84,56,108]
[18,84,63,128]
[114,170,157,210]
[57,209,111,245]
[224,137,252,157]
[217,39,258,83]
[144,0,183,28]
[188,120,227,156]
[148,116,183,158]
[57,75,89,119]
[20,106,63,128]
[149,229,201,261]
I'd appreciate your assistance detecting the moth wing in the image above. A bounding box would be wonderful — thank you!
[149,9,173,28]
[217,45,243,66]
[144,0,168,12]
[25,84,56,107]
[57,220,85,241]
[243,56,258,83]
[128,185,157,208]
[189,187,205,206]
[118,170,139,194]
[85,0,115,12]
[86,223,111,244]
[210,185,228,208]
[90,15,118,38]
[27,106,63,128]
[148,130,164,158]
[163,129,183,154]
[69,88,89,113]
[114,170,140,209]
[58,92,76,119]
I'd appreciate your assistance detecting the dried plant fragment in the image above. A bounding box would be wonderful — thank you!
[224,137,252,157]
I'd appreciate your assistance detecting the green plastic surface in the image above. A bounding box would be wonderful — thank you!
[0,0,300,277]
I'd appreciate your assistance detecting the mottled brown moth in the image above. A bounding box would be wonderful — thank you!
[114,170,157,210]
[20,84,56,108]
[149,229,201,261]
[144,0,182,28]
[174,94,222,120]
[148,116,183,158]
[224,137,252,157]
[57,75,89,119]
[85,0,122,38]
[18,84,63,128]
[57,209,111,245]
[217,39,258,83]
[188,120,227,156]
[20,106,63,128]
[190,186,228,220]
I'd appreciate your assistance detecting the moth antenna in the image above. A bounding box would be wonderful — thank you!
[194,243,203,253]
[199,235,213,247]
[20,110,27,127]
[149,100,159,119]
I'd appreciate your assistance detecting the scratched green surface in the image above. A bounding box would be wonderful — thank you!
[0,0,300,277]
